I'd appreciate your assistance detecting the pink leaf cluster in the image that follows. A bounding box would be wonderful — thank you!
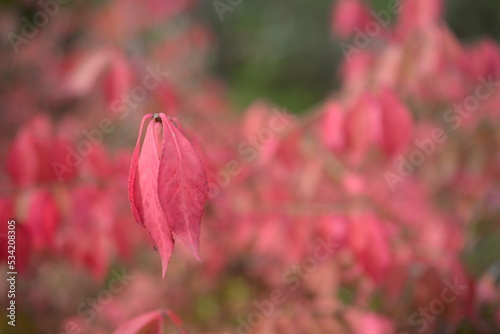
[129,113,208,277]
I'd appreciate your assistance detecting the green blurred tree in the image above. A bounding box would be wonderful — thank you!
[198,0,500,112]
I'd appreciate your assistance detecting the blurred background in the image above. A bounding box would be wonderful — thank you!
[201,0,500,112]
[0,0,500,333]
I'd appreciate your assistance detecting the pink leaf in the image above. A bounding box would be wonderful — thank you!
[345,94,382,166]
[0,199,31,274]
[396,0,442,38]
[6,125,38,186]
[103,54,133,111]
[136,119,175,277]
[113,309,188,334]
[128,115,150,228]
[331,0,372,39]
[317,100,346,153]
[379,89,414,157]
[158,113,208,261]
[112,310,164,334]
[349,214,392,283]
[25,190,59,251]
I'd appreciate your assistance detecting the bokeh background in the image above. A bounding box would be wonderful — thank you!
[0,0,500,333]
[201,0,500,112]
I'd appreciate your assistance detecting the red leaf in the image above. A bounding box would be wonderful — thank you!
[158,113,208,261]
[112,310,164,334]
[113,309,188,334]
[128,113,208,277]
[379,89,414,158]
[396,0,442,38]
[6,125,38,186]
[103,54,133,111]
[317,100,346,153]
[25,190,59,251]
[349,214,392,283]
[345,94,382,166]
[132,118,174,277]
[0,199,31,274]
[128,115,150,228]
[331,0,372,39]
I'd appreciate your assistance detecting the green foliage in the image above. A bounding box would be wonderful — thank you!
[199,0,335,112]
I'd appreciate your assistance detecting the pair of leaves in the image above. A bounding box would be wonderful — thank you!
[128,113,208,277]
